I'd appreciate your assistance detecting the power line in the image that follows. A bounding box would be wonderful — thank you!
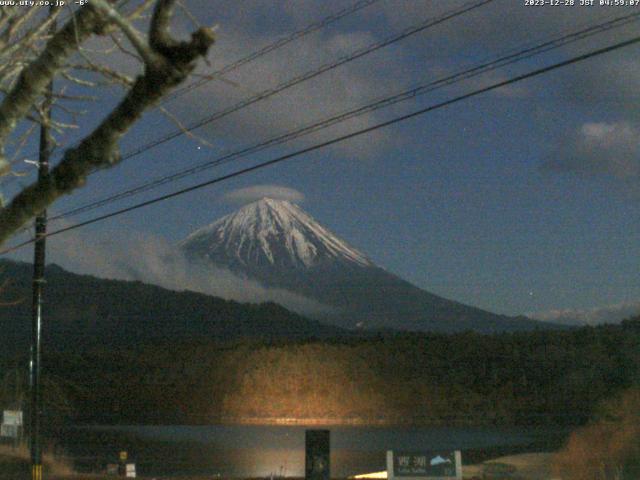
[118,0,495,160]
[48,11,640,221]
[0,0,381,182]
[0,1,137,179]
[2,33,639,256]
[160,0,382,105]
[2,0,488,185]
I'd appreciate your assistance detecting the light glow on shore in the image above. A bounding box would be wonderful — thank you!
[351,471,388,479]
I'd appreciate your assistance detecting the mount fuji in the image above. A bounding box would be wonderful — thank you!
[179,198,548,333]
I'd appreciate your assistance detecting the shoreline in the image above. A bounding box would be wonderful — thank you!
[6,424,568,479]
[1,452,559,480]
[53,426,566,480]
[75,415,580,428]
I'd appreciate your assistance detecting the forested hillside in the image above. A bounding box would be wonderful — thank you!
[0,260,345,356]
[22,317,639,428]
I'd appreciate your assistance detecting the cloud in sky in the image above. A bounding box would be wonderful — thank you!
[163,5,410,160]
[80,0,637,185]
[544,121,640,180]
[11,226,332,316]
[539,44,640,191]
[562,57,640,122]
[169,0,640,165]
[531,301,640,326]
[224,184,305,205]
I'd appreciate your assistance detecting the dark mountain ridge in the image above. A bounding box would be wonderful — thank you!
[0,259,346,356]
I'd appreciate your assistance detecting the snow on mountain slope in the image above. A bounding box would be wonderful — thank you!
[179,198,371,270]
[179,197,554,333]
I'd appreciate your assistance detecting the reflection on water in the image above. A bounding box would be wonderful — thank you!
[59,424,566,478]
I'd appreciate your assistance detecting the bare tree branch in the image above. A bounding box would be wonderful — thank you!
[92,0,159,66]
[0,6,111,163]
[158,105,214,148]
[0,0,215,245]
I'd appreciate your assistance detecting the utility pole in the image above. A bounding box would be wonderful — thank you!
[30,8,55,480]
[30,96,50,480]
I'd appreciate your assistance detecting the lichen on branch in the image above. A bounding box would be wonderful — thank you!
[0,0,215,246]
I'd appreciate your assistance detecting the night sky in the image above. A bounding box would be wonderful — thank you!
[3,0,640,324]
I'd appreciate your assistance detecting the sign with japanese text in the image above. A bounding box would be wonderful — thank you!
[387,450,461,480]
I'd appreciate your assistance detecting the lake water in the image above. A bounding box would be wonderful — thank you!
[58,424,567,478]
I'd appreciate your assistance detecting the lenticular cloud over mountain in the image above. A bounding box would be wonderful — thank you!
[223,185,306,205]
[180,198,550,333]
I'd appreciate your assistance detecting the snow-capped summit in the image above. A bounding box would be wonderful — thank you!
[179,197,549,334]
[179,198,371,271]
